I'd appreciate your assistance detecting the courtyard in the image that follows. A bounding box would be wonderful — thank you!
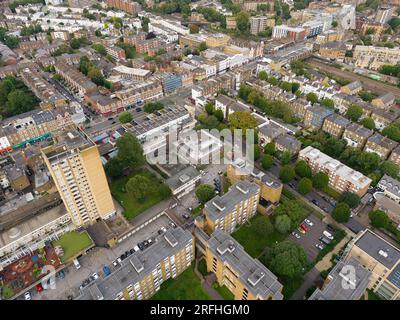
[52,230,94,263]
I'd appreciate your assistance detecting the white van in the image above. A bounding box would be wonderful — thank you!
[73,258,81,270]
[323,231,334,240]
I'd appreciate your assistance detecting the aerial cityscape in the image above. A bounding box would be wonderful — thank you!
[1,0,400,304]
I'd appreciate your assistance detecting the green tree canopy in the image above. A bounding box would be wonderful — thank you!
[126,175,152,202]
[295,160,312,178]
[360,117,375,130]
[116,132,145,169]
[331,202,351,223]
[306,92,318,105]
[104,157,124,178]
[275,214,292,234]
[228,111,257,131]
[339,192,360,209]
[264,142,275,155]
[261,154,274,170]
[312,172,329,190]
[279,165,295,183]
[195,184,215,203]
[369,209,389,229]
[298,177,312,195]
[118,111,133,124]
[346,104,363,122]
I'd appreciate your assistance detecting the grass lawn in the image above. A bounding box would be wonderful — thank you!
[232,214,286,258]
[151,265,211,300]
[367,289,382,300]
[52,231,93,263]
[1,285,14,299]
[110,170,169,220]
[197,259,208,276]
[213,284,234,300]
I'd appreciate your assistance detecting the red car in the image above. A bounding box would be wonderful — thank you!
[300,223,309,232]
[36,283,43,293]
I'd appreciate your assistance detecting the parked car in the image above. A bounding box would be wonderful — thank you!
[311,199,319,206]
[161,227,167,233]
[218,171,223,175]
[133,245,140,252]
[315,243,324,250]
[103,265,111,277]
[91,273,99,280]
[24,291,32,300]
[323,231,334,240]
[300,223,309,232]
[298,227,306,234]
[304,219,314,226]
[182,213,190,219]
[73,258,81,270]
[327,224,335,232]
[138,242,145,251]
[292,231,301,239]
[36,283,43,293]
[320,236,331,245]
[169,221,176,228]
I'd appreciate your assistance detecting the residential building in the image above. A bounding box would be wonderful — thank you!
[226,16,237,29]
[377,174,400,204]
[115,82,163,108]
[106,0,142,15]
[0,43,17,65]
[353,46,400,70]
[54,62,97,96]
[105,46,126,60]
[165,166,201,199]
[67,0,97,7]
[205,34,231,48]
[274,134,301,155]
[77,227,194,300]
[112,65,151,81]
[214,95,247,119]
[204,229,283,300]
[203,180,260,234]
[41,130,116,227]
[375,6,395,24]
[299,146,372,196]
[389,145,400,166]
[309,257,371,300]
[371,108,400,131]
[250,16,268,35]
[343,123,373,148]
[272,25,306,41]
[344,229,400,300]
[372,93,396,109]
[84,94,124,116]
[242,0,274,12]
[258,123,285,145]
[340,81,363,95]
[318,42,347,61]
[304,105,334,130]
[364,133,398,160]
[227,159,282,206]
[322,113,351,138]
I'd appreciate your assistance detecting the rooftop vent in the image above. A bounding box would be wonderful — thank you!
[378,250,388,258]
[179,174,190,184]
[236,183,249,194]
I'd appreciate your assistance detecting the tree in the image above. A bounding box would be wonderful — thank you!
[116,133,145,169]
[380,161,399,179]
[205,102,214,115]
[5,89,36,115]
[228,111,257,132]
[339,192,360,209]
[360,117,375,130]
[262,154,274,170]
[195,184,215,203]
[198,42,207,52]
[280,81,292,92]
[70,38,81,49]
[275,215,292,234]
[275,200,307,227]
[321,98,334,109]
[346,104,363,122]
[264,142,275,155]
[291,83,300,94]
[104,157,124,178]
[262,241,308,278]
[295,160,312,178]
[382,124,400,142]
[332,202,351,223]
[312,172,329,190]
[214,109,224,122]
[92,43,107,56]
[279,165,295,183]
[126,175,152,202]
[298,178,312,195]
[258,70,268,81]
[118,111,133,124]
[332,20,338,27]
[189,24,199,34]
[306,92,318,105]
[369,209,389,229]
[253,216,274,236]
[280,151,292,165]
[251,144,261,161]
[236,11,250,33]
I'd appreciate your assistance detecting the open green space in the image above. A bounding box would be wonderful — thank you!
[52,231,93,263]
[212,283,234,300]
[110,170,169,220]
[232,214,286,258]
[151,265,211,300]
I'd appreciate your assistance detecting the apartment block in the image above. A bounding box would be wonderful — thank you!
[106,0,141,15]
[205,34,231,48]
[54,62,97,96]
[272,25,306,41]
[112,65,151,81]
[364,133,398,160]
[41,131,116,227]
[77,227,194,300]
[226,16,237,29]
[258,122,285,145]
[204,180,260,234]
[304,105,334,130]
[353,46,400,70]
[227,159,282,206]
[375,6,395,24]
[299,146,372,196]
[105,45,126,60]
[318,42,347,61]
[343,123,373,148]
[242,0,274,12]
[322,113,351,138]
[344,229,400,300]
[115,82,163,108]
[205,229,283,300]
[250,16,268,35]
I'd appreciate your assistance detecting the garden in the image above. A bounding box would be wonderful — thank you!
[52,230,93,263]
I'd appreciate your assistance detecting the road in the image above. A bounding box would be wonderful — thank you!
[306,57,400,99]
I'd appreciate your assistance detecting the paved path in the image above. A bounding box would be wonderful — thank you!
[194,259,223,300]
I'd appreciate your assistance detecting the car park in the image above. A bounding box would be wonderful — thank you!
[182,213,190,219]
[298,227,306,234]
[300,223,309,232]
[103,265,111,277]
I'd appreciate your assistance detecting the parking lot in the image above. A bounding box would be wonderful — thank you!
[288,215,328,261]
[18,213,175,300]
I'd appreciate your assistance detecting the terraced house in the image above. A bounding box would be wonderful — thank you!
[364,133,398,160]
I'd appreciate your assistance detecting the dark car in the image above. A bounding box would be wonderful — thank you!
[327,224,335,232]
[312,199,319,206]
[138,242,145,251]
[182,213,190,219]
